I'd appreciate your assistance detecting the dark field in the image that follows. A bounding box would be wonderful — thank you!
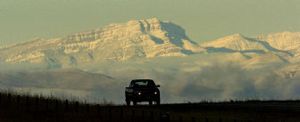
[0,92,299,122]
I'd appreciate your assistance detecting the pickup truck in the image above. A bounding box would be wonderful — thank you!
[125,79,160,106]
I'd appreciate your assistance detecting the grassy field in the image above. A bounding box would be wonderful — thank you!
[0,92,300,122]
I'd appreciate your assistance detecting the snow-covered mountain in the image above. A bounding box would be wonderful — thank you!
[201,32,298,63]
[258,32,300,62]
[259,32,300,52]
[0,18,202,67]
[1,18,300,68]
[202,33,268,52]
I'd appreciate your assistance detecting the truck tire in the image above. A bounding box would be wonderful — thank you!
[156,99,160,105]
[126,100,130,106]
[133,101,137,106]
[149,101,153,105]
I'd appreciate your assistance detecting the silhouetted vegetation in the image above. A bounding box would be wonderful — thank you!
[0,91,300,122]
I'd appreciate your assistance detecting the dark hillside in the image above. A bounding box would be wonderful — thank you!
[0,92,300,122]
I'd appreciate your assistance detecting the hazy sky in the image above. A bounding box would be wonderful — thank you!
[1,0,300,45]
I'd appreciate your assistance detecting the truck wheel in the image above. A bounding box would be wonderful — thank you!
[133,101,137,106]
[156,99,160,105]
[149,101,153,105]
[126,100,130,106]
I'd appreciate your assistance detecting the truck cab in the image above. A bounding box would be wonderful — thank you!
[125,79,160,106]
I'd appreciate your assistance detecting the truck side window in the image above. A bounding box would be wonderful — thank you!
[148,81,155,87]
[129,82,134,87]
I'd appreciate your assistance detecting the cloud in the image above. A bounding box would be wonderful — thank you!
[172,62,300,101]
[1,61,300,104]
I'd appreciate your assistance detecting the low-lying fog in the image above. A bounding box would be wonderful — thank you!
[0,55,299,104]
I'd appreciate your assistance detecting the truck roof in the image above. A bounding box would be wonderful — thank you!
[131,79,154,81]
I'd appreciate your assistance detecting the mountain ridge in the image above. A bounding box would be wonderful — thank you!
[1,18,300,68]
[0,18,202,67]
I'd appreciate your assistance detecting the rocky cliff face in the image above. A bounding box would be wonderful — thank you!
[0,18,202,67]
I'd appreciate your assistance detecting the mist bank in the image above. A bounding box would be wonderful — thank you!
[0,57,299,104]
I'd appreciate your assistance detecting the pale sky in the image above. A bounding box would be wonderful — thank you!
[0,0,300,45]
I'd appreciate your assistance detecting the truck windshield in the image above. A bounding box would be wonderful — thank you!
[131,80,155,87]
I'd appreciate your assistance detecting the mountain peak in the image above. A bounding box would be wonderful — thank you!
[223,33,246,40]
[143,17,161,24]
[127,17,161,24]
[124,17,164,33]
[202,33,268,52]
[262,31,300,51]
